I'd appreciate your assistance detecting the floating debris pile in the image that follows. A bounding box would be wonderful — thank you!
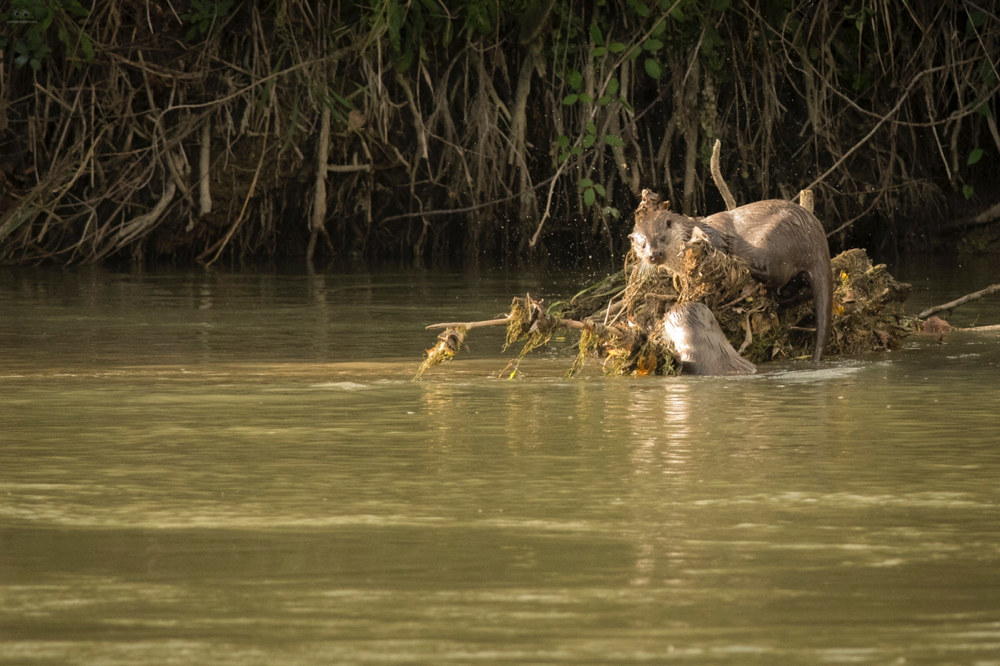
[418,239,916,378]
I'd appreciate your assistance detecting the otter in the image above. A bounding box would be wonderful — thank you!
[663,302,757,376]
[631,189,832,363]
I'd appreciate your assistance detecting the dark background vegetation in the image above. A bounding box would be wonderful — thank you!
[1,0,998,270]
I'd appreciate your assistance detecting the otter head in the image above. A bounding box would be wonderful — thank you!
[630,190,687,269]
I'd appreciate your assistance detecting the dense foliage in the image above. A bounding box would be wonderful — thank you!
[0,0,997,267]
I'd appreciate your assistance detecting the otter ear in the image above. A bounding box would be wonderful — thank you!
[657,200,671,211]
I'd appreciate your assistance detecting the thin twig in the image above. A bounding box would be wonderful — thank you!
[918,283,1000,319]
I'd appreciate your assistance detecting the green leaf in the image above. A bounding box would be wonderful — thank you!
[586,121,597,134]
[607,77,620,95]
[625,47,642,61]
[669,6,684,21]
[579,178,594,188]
[558,152,570,164]
[643,38,663,52]
[592,46,607,58]
[579,93,593,104]
[603,134,625,148]
[589,23,603,45]
[809,46,819,60]
[631,1,650,18]
[387,0,403,52]
[967,148,984,165]
[603,206,621,219]
[702,26,723,52]
[562,94,579,105]
[963,184,975,199]
[331,90,353,109]
[571,146,584,155]
[14,54,29,68]
[556,135,570,149]
[80,34,94,64]
[980,59,997,87]
[567,69,583,90]
[594,184,606,197]
[713,0,731,10]
[583,134,596,148]
[30,57,41,71]
[644,57,662,79]
[974,100,993,119]
[966,10,986,35]
[584,187,596,207]
[598,95,611,105]
[609,42,626,53]
[66,0,90,17]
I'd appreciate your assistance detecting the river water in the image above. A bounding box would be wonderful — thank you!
[1,256,998,665]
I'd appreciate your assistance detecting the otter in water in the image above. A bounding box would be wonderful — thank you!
[631,189,832,363]
[663,302,756,376]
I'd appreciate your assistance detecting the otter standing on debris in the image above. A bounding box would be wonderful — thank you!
[631,189,833,363]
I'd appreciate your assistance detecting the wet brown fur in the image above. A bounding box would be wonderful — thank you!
[663,302,757,376]
[632,189,833,363]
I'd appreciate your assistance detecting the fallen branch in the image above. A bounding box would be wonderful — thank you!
[426,318,510,330]
[940,201,1000,234]
[957,324,1000,332]
[918,283,1000,319]
[112,174,177,247]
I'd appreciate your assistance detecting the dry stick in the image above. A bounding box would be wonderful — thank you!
[308,105,331,268]
[918,283,1000,319]
[0,129,105,243]
[201,111,271,267]
[426,317,615,335]
[425,318,510,330]
[121,49,357,115]
[710,139,737,211]
[529,0,684,248]
[198,117,212,216]
[942,201,1000,233]
[327,163,372,173]
[799,66,941,196]
[113,175,177,246]
[379,174,557,224]
[799,189,814,213]
[956,324,1000,332]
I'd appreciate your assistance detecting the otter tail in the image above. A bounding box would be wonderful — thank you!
[809,258,833,364]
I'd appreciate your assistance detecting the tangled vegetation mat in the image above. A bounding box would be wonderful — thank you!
[417,239,915,379]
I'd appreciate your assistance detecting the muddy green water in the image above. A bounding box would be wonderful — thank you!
[1,258,999,665]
